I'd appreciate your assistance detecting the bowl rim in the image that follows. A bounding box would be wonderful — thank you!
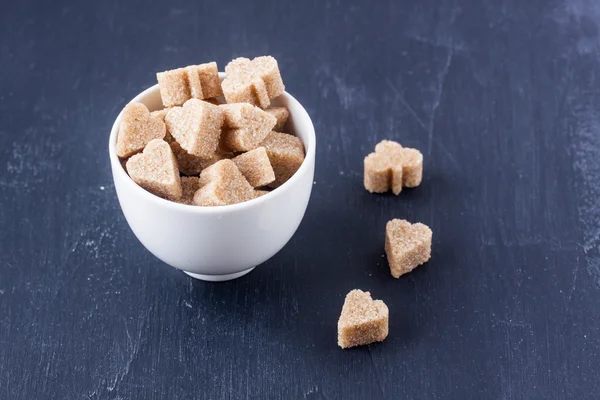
[108,78,316,215]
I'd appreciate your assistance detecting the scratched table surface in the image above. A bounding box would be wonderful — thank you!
[1,0,600,399]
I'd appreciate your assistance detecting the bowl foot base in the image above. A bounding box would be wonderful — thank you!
[183,267,255,282]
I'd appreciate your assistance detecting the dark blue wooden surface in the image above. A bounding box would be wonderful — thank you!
[2,1,600,398]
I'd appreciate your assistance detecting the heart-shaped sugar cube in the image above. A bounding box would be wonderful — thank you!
[337,289,389,349]
[165,99,224,158]
[219,103,277,152]
[126,139,182,201]
[385,219,432,278]
[116,103,166,158]
[193,159,254,207]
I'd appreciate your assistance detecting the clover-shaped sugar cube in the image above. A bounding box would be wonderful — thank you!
[222,56,285,109]
[364,140,423,195]
[157,62,222,107]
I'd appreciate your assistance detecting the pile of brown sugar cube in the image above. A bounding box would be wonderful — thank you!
[337,140,433,349]
[116,56,305,206]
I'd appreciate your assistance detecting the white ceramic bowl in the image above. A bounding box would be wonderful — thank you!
[108,75,316,281]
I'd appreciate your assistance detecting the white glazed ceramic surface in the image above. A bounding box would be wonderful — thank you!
[108,74,316,281]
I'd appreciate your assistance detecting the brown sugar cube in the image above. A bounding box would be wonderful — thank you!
[169,126,234,175]
[385,219,432,278]
[401,148,423,187]
[169,140,229,176]
[157,68,187,107]
[199,150,232,168]
[193,159,254,207]
[155,109,175,143]
[157,62,222,107]
[374,140,402,154]
[253,189,270,198]
[152,108,174,143]
[260,131,305,188]
[232,147,275,187]
[178,176,201,205]
[219,103,277,152]
[265,106,289,132]
[337,289,389,349]
[222,56,285,108]
[195,63,223,99]
[364,140,425,194]
[165,99,224,158]
[126,139,182,201]
[116,103,166,158]
[364,140,404,195]
[150,108,171,122]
